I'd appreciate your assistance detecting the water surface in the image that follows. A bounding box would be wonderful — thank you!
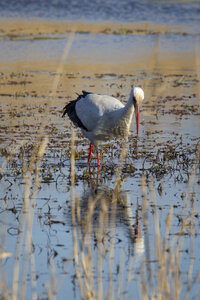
[0,11,200,300]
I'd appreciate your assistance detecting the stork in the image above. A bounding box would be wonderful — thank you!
[63,87,144,169]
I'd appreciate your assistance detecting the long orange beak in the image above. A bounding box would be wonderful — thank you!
[135,104,140,136]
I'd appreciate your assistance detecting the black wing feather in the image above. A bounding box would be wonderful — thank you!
[62,91,93,131]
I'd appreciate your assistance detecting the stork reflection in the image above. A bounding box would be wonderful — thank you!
[71,171,144,258]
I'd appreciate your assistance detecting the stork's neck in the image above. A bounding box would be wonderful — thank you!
[122,90,135,116]
[126,89,134,108]
[109,93,134,140]
[114,91,135,130]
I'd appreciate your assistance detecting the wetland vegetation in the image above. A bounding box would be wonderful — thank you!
[0,17,200,300]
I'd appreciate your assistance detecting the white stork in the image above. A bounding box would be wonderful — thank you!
[63,87,144,169]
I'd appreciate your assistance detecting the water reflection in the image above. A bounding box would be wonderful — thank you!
[72,171,144,256]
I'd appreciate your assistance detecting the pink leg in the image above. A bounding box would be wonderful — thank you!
[88,144,94,165]
[97,151,100,170]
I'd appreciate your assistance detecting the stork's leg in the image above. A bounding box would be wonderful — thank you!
[88,144,94,165]
[97,151,100,170]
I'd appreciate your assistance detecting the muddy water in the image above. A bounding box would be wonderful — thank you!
[0,19,200,299]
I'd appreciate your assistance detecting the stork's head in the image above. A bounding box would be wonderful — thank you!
[131,87,144,136]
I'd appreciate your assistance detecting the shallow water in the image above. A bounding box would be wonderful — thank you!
[1,0,200,33]
[0,15,200,300]
[0,33,197,66]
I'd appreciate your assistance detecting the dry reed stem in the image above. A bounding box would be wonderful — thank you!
[81,195,98,249]
[118,195,140,300]
[143,33,185,110]
[50,258,57,300]
[97,197,108,300]
[163,206,173,295]
[80,199,95,297]
[194,36,200,98]
[0,198,11,300]
[123,258,136,300]
[141,176,153,292]
[38,31,75,137]
[50,32,75,99]
[70,128,85,299]
[44,258,57,300]
[11,152,36,300]
[107,143,127,300]
[150,178,171,299]
[116,249,125,300]
[45,259,57,300]
[141,263,149,300]
[20,137,49,300]
[184,145,200,300]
